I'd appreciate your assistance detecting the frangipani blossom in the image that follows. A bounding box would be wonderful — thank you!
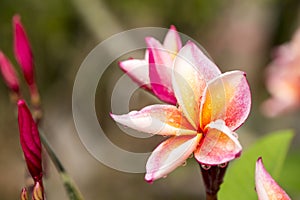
[262,28,300,117]
[119,25,182,105]
[256,157,291,200]
[111,41,251,182]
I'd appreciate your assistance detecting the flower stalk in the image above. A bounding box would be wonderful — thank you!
[200,163,228,200]
[39,129,84,200]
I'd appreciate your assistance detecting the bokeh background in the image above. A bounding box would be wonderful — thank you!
[0,0,299,199]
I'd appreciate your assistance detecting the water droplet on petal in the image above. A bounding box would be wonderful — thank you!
[276,193,283,199]
[219,162,228,168]
[232,132,238,138]
[225,142,235,151]
[201,164,211,170]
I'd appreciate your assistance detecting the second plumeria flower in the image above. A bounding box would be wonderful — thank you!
[262,27,300,117]
[119,25,182,105]
[112,41,251,182]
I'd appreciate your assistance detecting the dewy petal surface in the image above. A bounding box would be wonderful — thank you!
[145,134,201,183]
[194,120,242,165]
[163,25,182,56]
[111,104,196,136]
[200,70,251,130]
[256,157,291,200]
[119,58,152,91]
[172,41,221,128]
[147,37,176,105]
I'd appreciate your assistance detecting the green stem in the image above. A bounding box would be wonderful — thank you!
[39,131,84,200]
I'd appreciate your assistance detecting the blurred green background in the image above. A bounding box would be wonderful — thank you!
[0,0,299,199]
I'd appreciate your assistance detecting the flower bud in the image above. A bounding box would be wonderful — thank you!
[17,99,42,182]
[0,51,20,93]
[13,14,34,86]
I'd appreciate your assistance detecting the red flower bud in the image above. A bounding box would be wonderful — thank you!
[0,51,20,93]
[18,100,42,182]
[13,15,34,86]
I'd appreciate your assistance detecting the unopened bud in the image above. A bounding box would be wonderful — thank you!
[13,14,34,86]
[0,51,20,94]
[18,100,43,182]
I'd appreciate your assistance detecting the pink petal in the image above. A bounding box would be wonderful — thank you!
[200,70,251,131]
[111,104,196,136]
[256,157,291,200]
[118,58,152,91]
[145,134,201,183]
[194,120,242,165]
[146,37,177,105]
[172,41,221,128]
[13,15,34,86]
[163,25,182,54]
[0,51,20,93]
[18,100,42,182]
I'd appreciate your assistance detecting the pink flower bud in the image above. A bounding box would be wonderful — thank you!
[0,51,20,93]
[18,99,42,182]
[13,14,34,86]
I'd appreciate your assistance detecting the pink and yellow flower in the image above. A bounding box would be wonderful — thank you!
[119,25,182,105]
[262,28,300,117]
[255,157,291,200]
[111,41,251,182]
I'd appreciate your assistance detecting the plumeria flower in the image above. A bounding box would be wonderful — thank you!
[111,41,251,182]
[18,99,44,199]
[255,157,291,200]
[262,27,300,117]
[119,25,182,105]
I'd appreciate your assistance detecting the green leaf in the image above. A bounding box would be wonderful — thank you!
[219,130,294,200]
